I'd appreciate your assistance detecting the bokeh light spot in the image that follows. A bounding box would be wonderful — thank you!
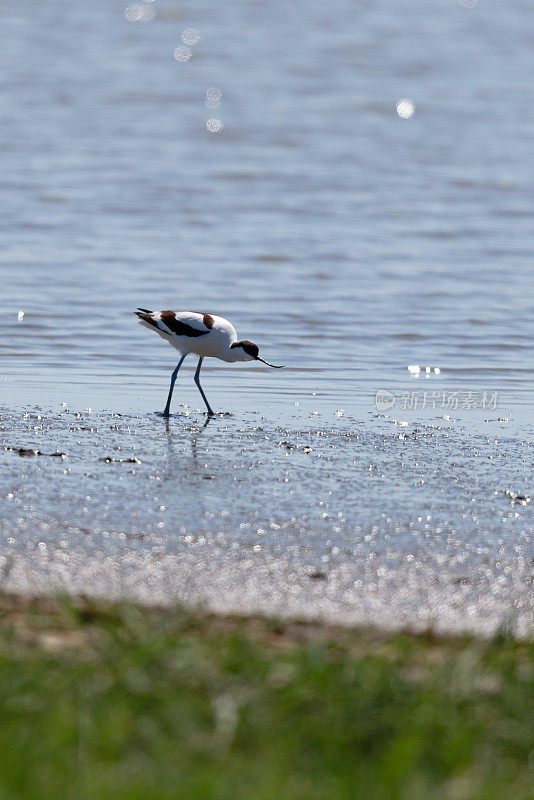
[182,28,201,45]
[206,87,222,108]
[124,4,155,22]
[206,118,224,132]
[174,45,193,62]
[396,99,416,119]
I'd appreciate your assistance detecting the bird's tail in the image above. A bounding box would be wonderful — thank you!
[134,308,163,333]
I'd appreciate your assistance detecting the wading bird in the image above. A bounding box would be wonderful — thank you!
[135,309,283,417]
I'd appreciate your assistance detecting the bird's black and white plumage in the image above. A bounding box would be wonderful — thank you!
[135,308,283,416]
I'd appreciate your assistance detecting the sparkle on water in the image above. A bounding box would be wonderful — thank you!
[0,407,531,637]
[206,86,222,108]
[124,4,155,22]
[459,0,479,6]
[181,28,201,46]
[408,365,441,375]
[206,118,224,132]
[173,45,192,62]
[396,99,416,118]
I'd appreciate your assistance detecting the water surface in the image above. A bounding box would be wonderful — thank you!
[0,0,532,632]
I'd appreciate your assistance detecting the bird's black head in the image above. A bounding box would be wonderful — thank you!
[230,340,283,368]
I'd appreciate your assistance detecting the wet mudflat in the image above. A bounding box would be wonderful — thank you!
[1,0,533,634]
[0,404,531,637]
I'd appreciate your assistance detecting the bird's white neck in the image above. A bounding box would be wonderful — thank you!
[226,346,252,363]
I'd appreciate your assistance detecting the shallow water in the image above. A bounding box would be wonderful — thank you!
[0,0,532,632]
[1,0,533,417]
[0,407,532,635]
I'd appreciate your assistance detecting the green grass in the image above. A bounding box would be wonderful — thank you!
[0,595,532,800]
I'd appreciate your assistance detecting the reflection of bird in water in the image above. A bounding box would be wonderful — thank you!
[162,416,211,475]
[135,309,283,417]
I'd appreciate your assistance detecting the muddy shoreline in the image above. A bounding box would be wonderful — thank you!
[1,406,531,638]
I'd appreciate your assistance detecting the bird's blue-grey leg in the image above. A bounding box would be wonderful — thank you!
[163,353,187,417]
[194,357,215,417]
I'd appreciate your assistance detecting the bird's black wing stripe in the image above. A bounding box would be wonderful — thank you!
[135,311,160,330]
[160,311,210,338]
[137,307,153,313]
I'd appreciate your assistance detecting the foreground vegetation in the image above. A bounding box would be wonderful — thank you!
[0,595,532,800]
